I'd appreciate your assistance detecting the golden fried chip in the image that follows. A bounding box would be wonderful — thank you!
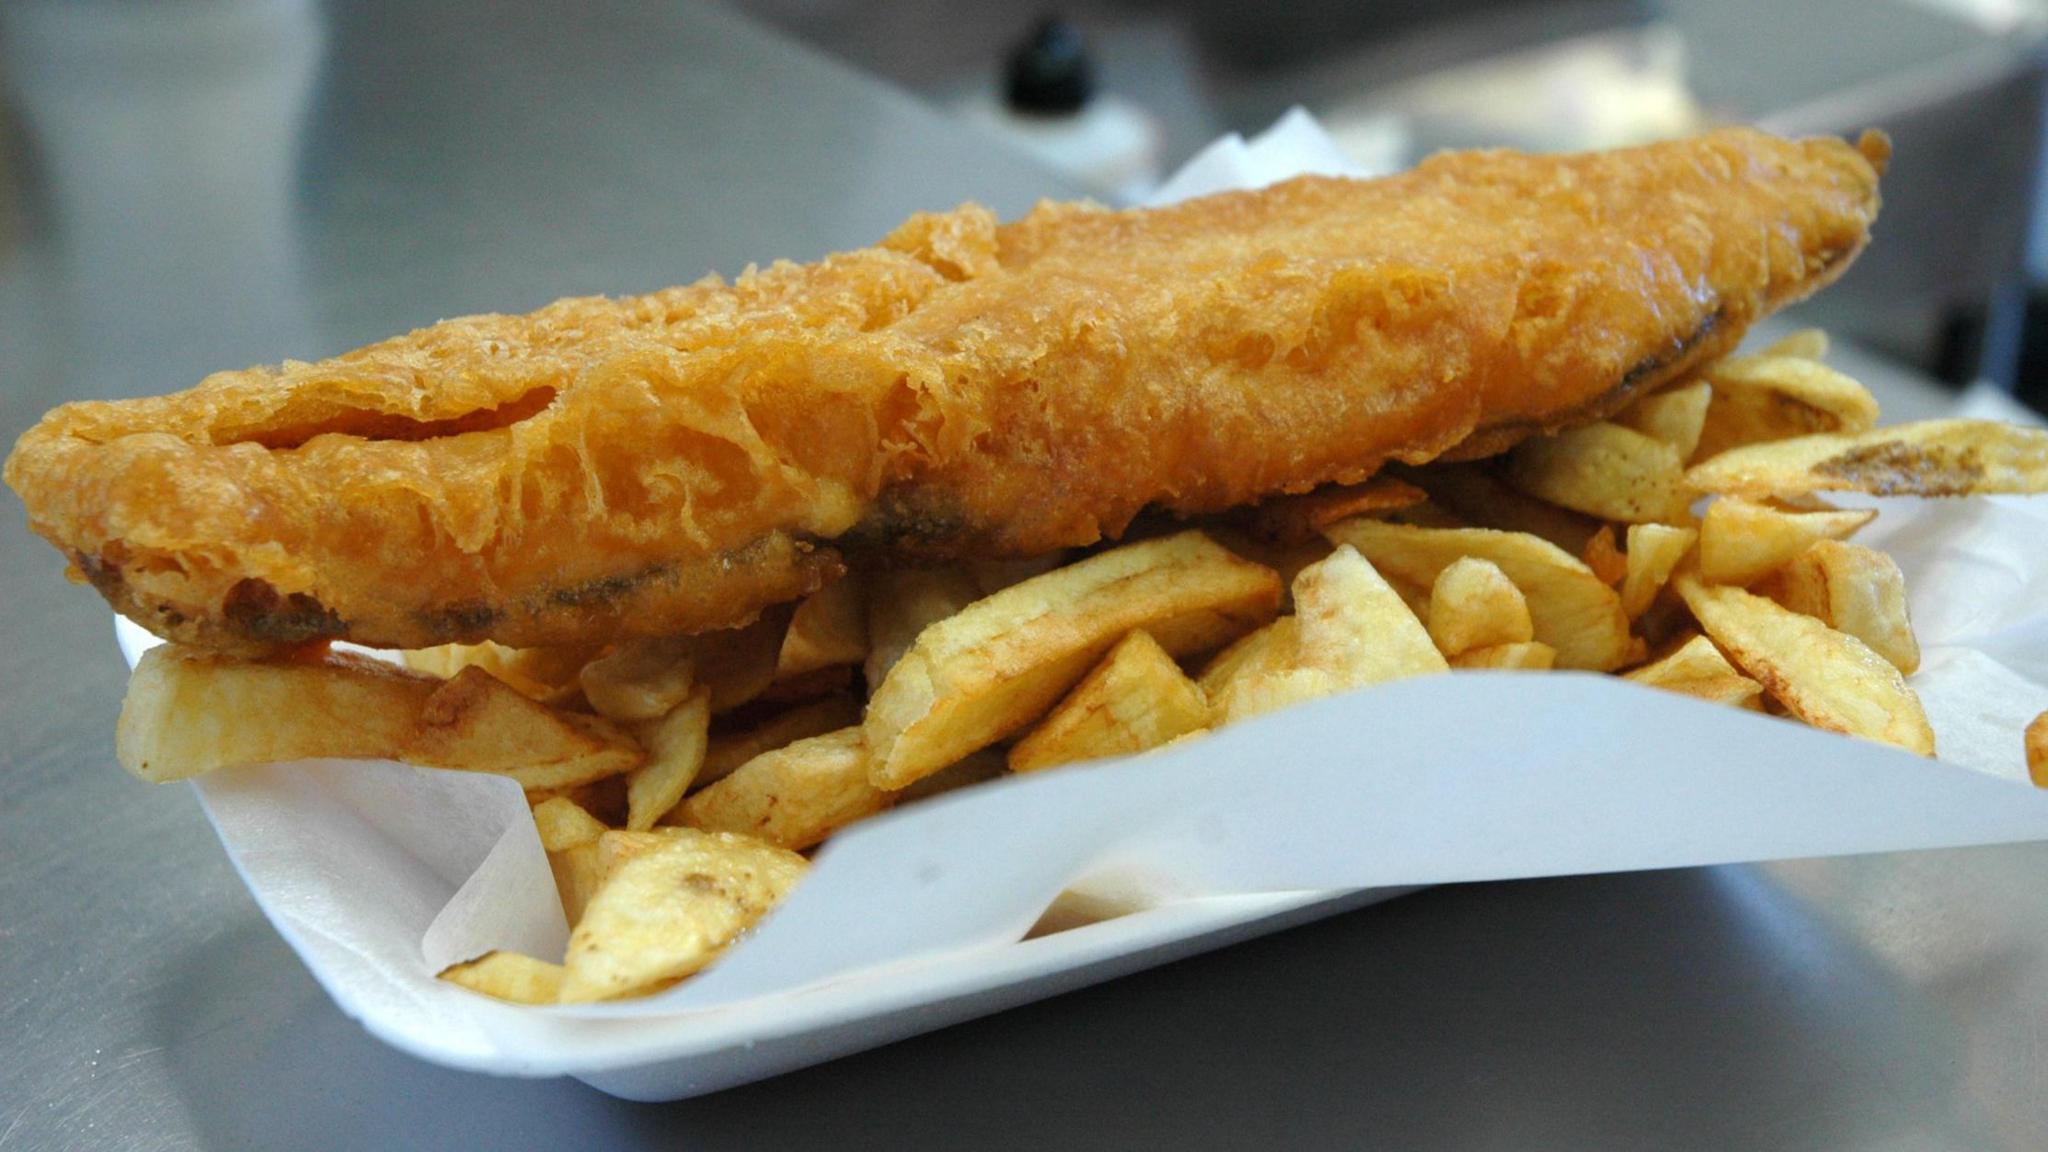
[1697,496,1874,586]
[531,795,608,852]
[400,666,642,791]
[1580,525,1628,586]
[966,554,1071,596]
[1622,634,1762,710]
[1687,419,2048,499]
[1760,328,1829,360]
[404,640,594,705]
[865,532,1280,788]
[550,842,606,927]
[895,748,1011,804]
[1676,577,1933,754]
[1692,353,1880,462]
[1197,617,1300,701]
[688,694,864,796]
[679,728,888,850]
[1010,630,1211,772]
[775,575,868,682]
[1393,463,1598,553]
[1615,380,1712,460]
[438,951,565,1005]
[117,645,437,782]
[559,828,807,1002]
[1427,556,1534,657]
[1217,545,1446,723]
[864,566,983,689]
[1760,539,1918,674]
[1619,524,1697,619]
[1450,641,1557,670]
[623,689,711,830]
[578,637,695,722]
[2029,712,2048,788]
[1322,520,1634,671]
[1503,421,1694,524]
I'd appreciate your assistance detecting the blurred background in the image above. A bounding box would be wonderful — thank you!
[0,0,2044,417]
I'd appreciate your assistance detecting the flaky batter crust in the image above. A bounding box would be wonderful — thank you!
[6,128,1886,653]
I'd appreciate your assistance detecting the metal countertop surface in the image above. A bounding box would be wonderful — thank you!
[3,2,2046,1148]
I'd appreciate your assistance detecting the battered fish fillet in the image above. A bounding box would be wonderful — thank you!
[6,128,1886,654]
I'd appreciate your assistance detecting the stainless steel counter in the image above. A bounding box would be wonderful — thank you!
[3,2,2046,1148]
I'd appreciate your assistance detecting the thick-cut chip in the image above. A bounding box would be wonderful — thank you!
[864,566,983,689]
[1392,463,1598,553]
[1247,476,1429,545]
[2029,712,2048,788]
[1622,634,1763,710]
[1761,328,1829,360]
[559,828,807,1002]
[1692,354,1880,462]
[1197,617,1299,701]
[1676,577,1933,754]
[117,645,437,782]
[678,728,889,850]
[404,641,594,705]
[1620,524,1697,619]
[1450,641,1557,670]
[531,795,607,852]
[865,532,1280,788]
[1217,545,1446,723]
[1580,525,1627,586]
[775,575,868,682]
[1687,419,2048,499]
[437,951,565,1004]
[1010,631,1211,773]
[1427,557,1534,657]
[692,608,792,714]
[1760,540,1918,674]
[1199,526,1333,606]
[687,695,864,795]
[551,842,606,927]
[1615,380,1712,460]
[623,689,711,830]
[1697,497,1873,586]
[1322,520,1634,671]
[896,749,1011,804]
[1503,421,1694,524]
[400,666,643,790]
[579,637,695,722]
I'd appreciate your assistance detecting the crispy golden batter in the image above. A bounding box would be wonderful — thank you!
[5,129,1885,653]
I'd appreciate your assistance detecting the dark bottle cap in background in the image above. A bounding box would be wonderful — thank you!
[1005,17,1094,116]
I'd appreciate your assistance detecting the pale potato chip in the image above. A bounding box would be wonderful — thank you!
[560,828,807,1002]
[579,637,695,722]
[1620,524,1697,619]
[404,640,594,705]
[687,694,864,795]
[1503,421,1693,524]
[1197,617,1299,701]
[623,689,711,830]
[864,566,982,689]
[438,951,565,1004]
[775,575,868,681]
[2029,712,2048,788]
[1450,641,1557,670]
[1676,577,1933,754]
[1580,525,1627,586]
[531,795,607,852]
[1760,540,1918,675]
[1760,328,1829,360]
[1393,463,1598,553]
[117,645,437,782]
[1010,630,1211,773]
[1687,419,2048,499]
[401,667,642,791]
[678,727,890,850]
[1622,635,1762,710]
[1218,545,1446,723]
[1692,354,1880,462]
[1697,497,1874,586]
[865,532,1280,788]
[1615,380,1712,460]
[1427,557,1534,657]
[1322,520,1634,671]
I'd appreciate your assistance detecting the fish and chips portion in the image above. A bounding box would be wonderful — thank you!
[17,128,2048,1006]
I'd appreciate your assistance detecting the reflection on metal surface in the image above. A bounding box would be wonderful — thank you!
[1,0,320,400]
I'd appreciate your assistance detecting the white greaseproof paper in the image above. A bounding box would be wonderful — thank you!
[112,113,2048,1084]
